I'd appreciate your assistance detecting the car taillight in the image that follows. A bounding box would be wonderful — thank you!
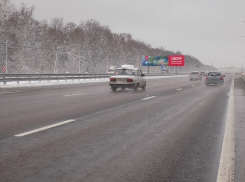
[198,75,200,77]
[206,76,208,79]
[110,78,116,81]
[189,75,191,77]
[220,77,223,80]
[127,78,133,82]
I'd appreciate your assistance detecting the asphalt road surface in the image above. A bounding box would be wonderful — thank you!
[0,75,242,182]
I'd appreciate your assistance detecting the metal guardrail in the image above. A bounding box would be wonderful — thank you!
[0,73,188,84]
[0,73,112,84]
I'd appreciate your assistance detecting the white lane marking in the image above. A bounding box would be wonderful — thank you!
[176,88,183,91]
[192,85,195,87]
[142,96,156,100]
[15,119,75,137]
[0,91,21,94]
[65,93,86,97]
[216,79,235,182]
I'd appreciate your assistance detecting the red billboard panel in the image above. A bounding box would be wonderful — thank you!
[169,55,185,66]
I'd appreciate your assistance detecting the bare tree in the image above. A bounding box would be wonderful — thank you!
[0,1,206,73]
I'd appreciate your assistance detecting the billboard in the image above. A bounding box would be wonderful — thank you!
[142,56,168,66]
[168,55,185,66]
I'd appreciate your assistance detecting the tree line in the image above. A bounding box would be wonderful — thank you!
[0,0,211,74]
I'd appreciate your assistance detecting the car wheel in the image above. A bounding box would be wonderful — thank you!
[205,83,209,86]
[142,82,146,91]
[121,88,125,91]
[134,83,139,92]
[111,86,116,91]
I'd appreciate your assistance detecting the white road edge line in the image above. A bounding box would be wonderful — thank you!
[14,119,76,137]
[216,79,235,182]
[176,88,183,91]
[142,96,156,100]
[65,93,86,96]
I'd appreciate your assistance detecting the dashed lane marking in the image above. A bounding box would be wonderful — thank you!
[64,93,86,97]
[142,96,156,100]
[176,88,183,91]
[0,90,22,95]
[15,119,76,137]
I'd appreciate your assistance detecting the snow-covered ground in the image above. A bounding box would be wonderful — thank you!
[0,75,188,88]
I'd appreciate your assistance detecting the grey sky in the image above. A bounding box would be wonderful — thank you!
[12,0,245,68]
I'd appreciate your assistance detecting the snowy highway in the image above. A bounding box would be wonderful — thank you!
[0,75,244,181]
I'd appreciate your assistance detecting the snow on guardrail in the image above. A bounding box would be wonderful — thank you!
[0,73,188,88]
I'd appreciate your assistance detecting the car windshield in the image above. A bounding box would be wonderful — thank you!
[191,72,199,74]
[116,69,134,75]
[208,72,221,76]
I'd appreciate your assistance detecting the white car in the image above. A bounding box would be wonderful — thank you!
[189,71,202,81]
[109,65,146,92]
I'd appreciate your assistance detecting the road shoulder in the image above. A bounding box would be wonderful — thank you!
[234,77,245,182]
[216,78,235,182]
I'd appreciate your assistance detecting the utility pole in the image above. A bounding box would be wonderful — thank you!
[54,46,63,73]
[106,56,108,73]
[54,48,58,73]
[83,59,85,73]
[79,49,81,73]
[5,40,8,73]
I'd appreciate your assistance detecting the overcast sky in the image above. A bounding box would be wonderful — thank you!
[12,0,245,68]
